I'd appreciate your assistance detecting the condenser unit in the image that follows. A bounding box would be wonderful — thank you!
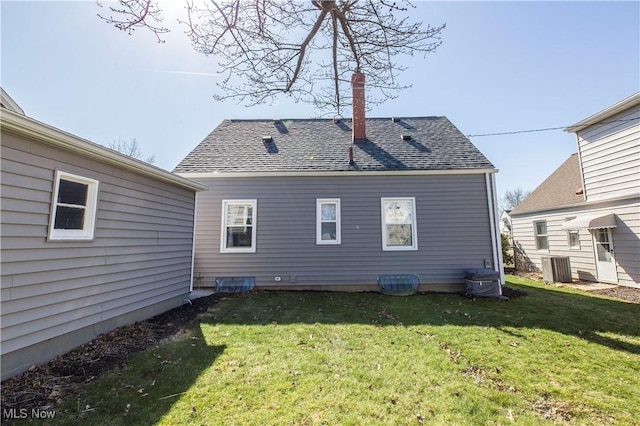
[541,256,572,283]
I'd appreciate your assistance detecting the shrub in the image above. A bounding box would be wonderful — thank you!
[501,233,514,265]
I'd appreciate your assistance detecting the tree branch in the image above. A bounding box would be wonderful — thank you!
[97,0,446,114]
[285,8,329,91]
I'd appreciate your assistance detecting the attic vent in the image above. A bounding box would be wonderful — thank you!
[273,119,282,124]
[401,134,412,141]
[262,136,274,143]
[391,117,401,123]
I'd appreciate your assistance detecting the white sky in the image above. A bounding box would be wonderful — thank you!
[1,1,639,197]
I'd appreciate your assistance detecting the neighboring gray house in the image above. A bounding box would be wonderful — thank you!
[1,90,205,379]
[511,92,639,287]
[174,74,503,293]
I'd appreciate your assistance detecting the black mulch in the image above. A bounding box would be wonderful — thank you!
[501,286,528,299]
[0,294,225,415]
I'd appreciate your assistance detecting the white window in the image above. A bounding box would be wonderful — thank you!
[316,199,341,244]
[221,200,257,253]
[565,217,580,249]
[381,197,418,251]
[534,220,549,250]
[47,171,99,241]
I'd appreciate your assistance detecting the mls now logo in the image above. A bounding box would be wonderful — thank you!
[3,408,56,420]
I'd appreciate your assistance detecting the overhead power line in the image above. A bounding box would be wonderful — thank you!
[466,117,639,138]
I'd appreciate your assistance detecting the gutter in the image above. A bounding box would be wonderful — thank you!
[177,168,498,179]
[510,194,640,217]
[565,92,640,133]
[1,109,207,192]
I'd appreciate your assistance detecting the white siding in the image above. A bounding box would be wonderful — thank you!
[577,104,640,202]
[0,132,197,379]
[511,199,640,288]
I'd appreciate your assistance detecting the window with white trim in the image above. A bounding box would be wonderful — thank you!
[47,171,99,241]
[221,200,256,253]
[534,220,549,250]
[316,198,341,244]
[565,217,580,249]
[381,197,418,251]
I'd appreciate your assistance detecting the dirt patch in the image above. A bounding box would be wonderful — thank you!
[532,395,574,423]
[0,294,226,417]
[588,286,640,304]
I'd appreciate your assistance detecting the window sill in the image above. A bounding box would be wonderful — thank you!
[383,246,418,252]
[47,234,95,242]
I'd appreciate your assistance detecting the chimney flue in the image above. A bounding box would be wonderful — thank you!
[351,72,366,144]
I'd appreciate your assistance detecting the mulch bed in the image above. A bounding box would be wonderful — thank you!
[588,286,640,304]
[501,286,528,299]
[0,293,225,417]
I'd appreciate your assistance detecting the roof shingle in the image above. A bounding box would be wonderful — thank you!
[511,153,584,215]
[173,117,495,173]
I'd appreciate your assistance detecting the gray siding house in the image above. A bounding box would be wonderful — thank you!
[511,92,640,287]
[174,74,503,292]
[1,90,205,379]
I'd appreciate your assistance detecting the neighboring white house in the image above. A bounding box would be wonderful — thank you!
[500,210,512,236]
[511,93,640,287]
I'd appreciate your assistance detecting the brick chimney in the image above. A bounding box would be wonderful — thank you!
[351,72,366,144]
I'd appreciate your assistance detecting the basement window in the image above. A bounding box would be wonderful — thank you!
[316,198,341,245]
[381,197,418,251]
[48,171,99,241]
[221,200,257,253]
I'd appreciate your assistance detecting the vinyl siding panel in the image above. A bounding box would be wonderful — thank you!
[191,174,494,289]
[577,105,640,202]
[511,199,640,287]
[0,132,197,379]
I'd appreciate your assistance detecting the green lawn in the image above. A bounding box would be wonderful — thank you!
[42,276,639,425]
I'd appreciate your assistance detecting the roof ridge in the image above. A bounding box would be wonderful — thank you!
[224,116,445,123]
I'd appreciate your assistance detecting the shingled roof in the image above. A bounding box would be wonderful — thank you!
[173,116,495,173]
[511,153,585,215]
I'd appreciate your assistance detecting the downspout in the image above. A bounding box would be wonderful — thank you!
[490,172,506,285]
[189,193,199,292]
[575,133,587,202]
[485,172,504,289]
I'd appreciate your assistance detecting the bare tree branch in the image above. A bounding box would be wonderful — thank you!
[108,138,155,164]
[500,188,531,213]
[96,0,169,43]
[286,8,329,92]
[331,13,340,113]
[98,0,446,114]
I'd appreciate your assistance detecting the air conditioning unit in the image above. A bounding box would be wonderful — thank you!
[541,256,572,283]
